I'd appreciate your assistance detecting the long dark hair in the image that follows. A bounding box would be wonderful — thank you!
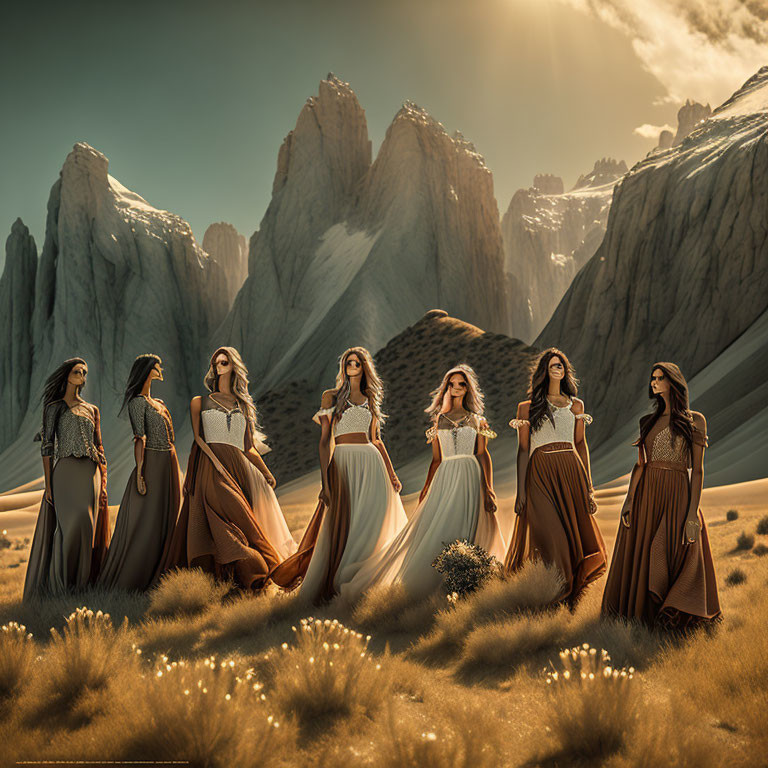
[528,348,579,432]
[119,354,161,416]
[41,357,87,408]
[634,362,694,451]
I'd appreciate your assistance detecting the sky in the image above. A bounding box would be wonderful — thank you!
[1,0,765,262]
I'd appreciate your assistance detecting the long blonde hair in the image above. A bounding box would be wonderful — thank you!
[204,346,262,445]
[425,364,485,424]
[332,346,386,434]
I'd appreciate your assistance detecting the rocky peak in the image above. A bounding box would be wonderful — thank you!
[573,158,628,190]
[532,174,564,195]
[0,218,37,448]
[673,99,712,145]
[202,222,248,305]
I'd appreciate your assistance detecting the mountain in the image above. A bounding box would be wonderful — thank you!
[202,222,248,310]
[501,158,627,341]
[657,99,713,150]
[256,309,538,486]
[216,75,513,395]
[0,142,228,492]
[537,67,768,479]
[0,219,37,448]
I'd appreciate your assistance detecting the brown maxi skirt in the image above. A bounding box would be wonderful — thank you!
[269,457,348,603]
[98,447,182,591]
[159,442,281,591]
[505,442,606,605]
[23,456,110,600]
[601,461,721,629]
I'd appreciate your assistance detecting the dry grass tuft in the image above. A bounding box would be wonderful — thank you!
[30,607,129,729]
[410,561,564,663]
[458,609,571,676]
[726,509,739,521]
[148,568,228,618]
[753,543,768,557]
[0,621,35,705]
[735,531,754,551]
[725,568,747,586]
[540,644,639,763]
[117,654,288,767]
[756,515,768,536]
[265,617,391,738]
[352,583,441,638]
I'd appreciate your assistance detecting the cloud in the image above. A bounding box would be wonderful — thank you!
[633,122,674,139]
[556,0,768,103]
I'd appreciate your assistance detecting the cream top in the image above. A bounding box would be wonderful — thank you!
[313,401,373,438]
[509,397,593,454]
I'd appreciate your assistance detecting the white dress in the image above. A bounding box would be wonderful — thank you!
[340,414,507,603]
[298,401,408,602]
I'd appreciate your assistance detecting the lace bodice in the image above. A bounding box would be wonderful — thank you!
[201,395,246,450]
[128,396,174,450]
[425,413,496,458]
[509,398,593,454]
[644,420,708,467]
[314,401,373,438]
[39,401,104,465]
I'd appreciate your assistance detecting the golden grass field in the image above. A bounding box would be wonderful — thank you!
[0,476,766,767]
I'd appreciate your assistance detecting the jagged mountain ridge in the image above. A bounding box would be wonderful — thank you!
[217,75,514,395]
[0,143,231,492]
[537,67,768,457]
[501,158,627,341]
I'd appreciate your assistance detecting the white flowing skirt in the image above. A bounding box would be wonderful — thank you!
[300,444,407,601]
[243,459,297,561]
[340,454,507,603]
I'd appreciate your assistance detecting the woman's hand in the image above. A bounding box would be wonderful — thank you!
[318,488,330,507]
[683,515,701,545]
[137,474,147,495]
[514,493,526,516]
[264,472,277,489]
[620,500,631,528]
[484,491,497,515]
[44,486,53,505]
[391,475,403,493]
[588,488,598,515]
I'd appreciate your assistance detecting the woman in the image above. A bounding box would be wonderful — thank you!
[505,348,606,606]
[98,354,182,590]
[24,358,109,599]
[160,346,295,590]
[340,364,506,602]
[270,347,407,604]
[602,362,720,629]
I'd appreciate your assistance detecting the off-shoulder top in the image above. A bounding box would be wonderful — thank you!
[313,400,373,438]
[509,397,593,454]
[643,418,708,468]
[128,396,174,451]
[425,413,496,459]
[199,394,270,454]
[40,400,105,465]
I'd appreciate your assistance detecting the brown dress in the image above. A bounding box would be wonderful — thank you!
[601,420,721,629]
[98,396,182,590]
[24,401,110,600]
[505,401,606,605]
[158,396,281,591]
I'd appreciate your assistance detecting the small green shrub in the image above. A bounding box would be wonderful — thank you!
[735,531,754,551]
[432,540,500,597]
[725,510,738,521]
[725,568,747,586]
